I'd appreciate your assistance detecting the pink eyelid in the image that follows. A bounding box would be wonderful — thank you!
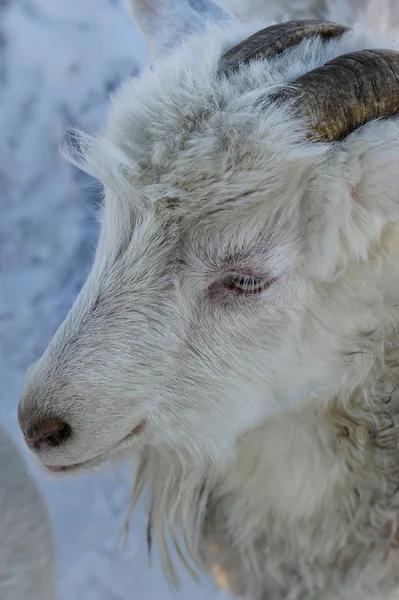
[209,273,277,296]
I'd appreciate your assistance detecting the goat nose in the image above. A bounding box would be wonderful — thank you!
[22,418,72,451]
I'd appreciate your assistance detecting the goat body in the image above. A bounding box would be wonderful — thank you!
[0,423,56,600]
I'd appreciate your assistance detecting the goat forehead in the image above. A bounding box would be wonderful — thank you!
[100,105,316,226]
[103,37,331,192]
[102,21,370,191]
[109,88,305,192]
[96,136,317,265]
[91,27,355,244]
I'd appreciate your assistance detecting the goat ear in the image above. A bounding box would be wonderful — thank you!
[128,0,231,58]
[343,122,399,227]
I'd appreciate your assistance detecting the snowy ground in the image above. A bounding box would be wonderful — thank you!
[0,1,229,598]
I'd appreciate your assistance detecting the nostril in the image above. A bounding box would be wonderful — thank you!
[26,427,36,440]
[24,418,72,450]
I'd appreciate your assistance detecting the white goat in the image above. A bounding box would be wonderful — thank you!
[17,0,399,598]
[0,423,56,599]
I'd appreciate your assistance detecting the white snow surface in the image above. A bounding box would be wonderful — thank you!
[0,0,230,598]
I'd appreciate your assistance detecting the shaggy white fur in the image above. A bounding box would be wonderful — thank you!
[0,424,56,600]
[17,1,399,599]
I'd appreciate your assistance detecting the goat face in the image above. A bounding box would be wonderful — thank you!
[18,4,399,474]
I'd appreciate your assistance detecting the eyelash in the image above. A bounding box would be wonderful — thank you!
[222,273,273,295]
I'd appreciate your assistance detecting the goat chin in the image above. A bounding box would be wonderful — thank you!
[123,336,399,599]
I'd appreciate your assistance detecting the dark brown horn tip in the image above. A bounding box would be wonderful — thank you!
[218,20,350,76]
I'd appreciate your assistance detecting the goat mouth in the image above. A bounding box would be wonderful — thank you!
[44,421,146,474]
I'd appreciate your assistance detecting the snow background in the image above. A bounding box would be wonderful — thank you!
[0,0,231,597]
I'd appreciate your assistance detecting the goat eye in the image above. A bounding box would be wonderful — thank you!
[222,274,272,295]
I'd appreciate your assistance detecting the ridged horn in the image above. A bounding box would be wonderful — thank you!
[218,20,350,76]
[281,49,399,141]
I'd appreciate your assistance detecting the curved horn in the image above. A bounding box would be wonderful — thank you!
[218,20,350,76]
[281,49,399,141]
